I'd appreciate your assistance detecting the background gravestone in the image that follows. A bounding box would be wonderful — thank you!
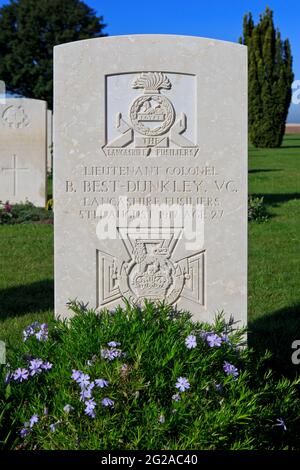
[47,110,53,173]
[0,97,47,207]
[54,35,247,324]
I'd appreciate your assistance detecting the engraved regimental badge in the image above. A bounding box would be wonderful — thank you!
[103,72,199,157]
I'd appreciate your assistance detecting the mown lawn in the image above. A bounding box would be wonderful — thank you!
[0,135,299,374]
[248,134,300,374]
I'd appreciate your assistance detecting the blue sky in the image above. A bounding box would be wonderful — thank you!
[1,0,299,121]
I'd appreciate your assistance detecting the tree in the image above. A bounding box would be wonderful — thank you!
[0,0,107,109]
[240,7,293,147]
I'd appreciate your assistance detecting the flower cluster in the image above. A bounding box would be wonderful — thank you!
[21,406,70,438]
[223,361,239,379]
[185,330,231,351]
[71,369,113,418]
[23,322,49,342]
[8,358,53,384]
[171,377,191,403]
[20,414,39,437]
[200,331,230,348]
[101,341,124,361]
[3,201,12,213]
[0,200,13,224]
[184,330,238,386]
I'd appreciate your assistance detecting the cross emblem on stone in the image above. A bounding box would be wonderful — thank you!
[1,154,29,196]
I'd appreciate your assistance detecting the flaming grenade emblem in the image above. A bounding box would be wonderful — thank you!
[129,72,175,136]
[103,70,199,154]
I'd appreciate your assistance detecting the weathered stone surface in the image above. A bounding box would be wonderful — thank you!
[54,35,247,325]
[0,97,47,206]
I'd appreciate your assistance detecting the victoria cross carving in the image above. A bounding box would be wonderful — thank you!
[96,228,205,309]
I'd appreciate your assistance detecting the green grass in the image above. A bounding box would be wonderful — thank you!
[0,224,53,346]
[248,134,300,374]
[0,136,300,375]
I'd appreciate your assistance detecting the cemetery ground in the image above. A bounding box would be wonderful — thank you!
[0,135,300,449]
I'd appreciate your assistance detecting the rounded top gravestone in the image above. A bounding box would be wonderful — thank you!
[0,97,47,207]
[54,35,247,325]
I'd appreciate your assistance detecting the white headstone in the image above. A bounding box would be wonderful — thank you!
[0,97,47,207]
[47,109,53,172]
[54,35,247,325]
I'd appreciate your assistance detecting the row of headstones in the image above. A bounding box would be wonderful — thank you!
[0,98,53,207]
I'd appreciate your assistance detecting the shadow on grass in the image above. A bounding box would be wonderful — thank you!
[251,192,300,206]
[249,303,300,377]
[0,279,54,320]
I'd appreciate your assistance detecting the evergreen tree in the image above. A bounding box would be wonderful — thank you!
[0,0,107,108]
[240,8,294,147]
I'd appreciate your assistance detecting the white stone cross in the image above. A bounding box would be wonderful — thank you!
[1,154,28,196]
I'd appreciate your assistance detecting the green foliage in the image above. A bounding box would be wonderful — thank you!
[1,302,300,450]
[0,0,107,108]
[248,196,269,222]
[0,201,53,225]
[241,8,294,148]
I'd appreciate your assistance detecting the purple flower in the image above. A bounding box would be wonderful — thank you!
[95,378,109,388]
[172,393,181,402]
[101,348,122,361]
[206,334,222,348]
[221,333,230,344]
[215,383,223,393]
[185,334,197,349]
[63,404,74,413]
[79,382,94,401]
[175,377,190,392]
[41,361,53,370]
[36,329,48,342]
[101,397,115,408]
[107,341,121,347]
[28,358,44,376]
[29,414,39,428]
[158,414,165,424]
[71,369,83,382]
[84,399,97,418]
[13,368,29,382]
[275,418,287,431]
[23,326,35,342]
[23,322,46,342]
[20,428,30,438]
[223,361,239,379]
[50,423,57,433]
[77,373,90,389]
